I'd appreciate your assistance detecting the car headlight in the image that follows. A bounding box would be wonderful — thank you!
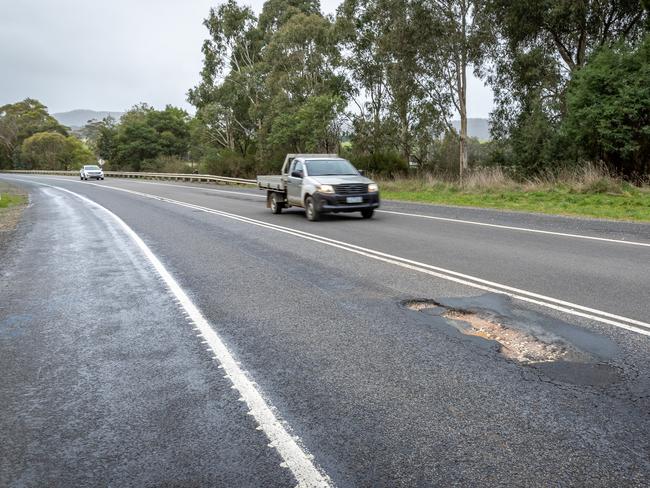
[317,184,335,194]
[368,183,379,192]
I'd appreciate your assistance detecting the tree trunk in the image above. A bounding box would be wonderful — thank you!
[401,110,410,165]
[458,1,469,182]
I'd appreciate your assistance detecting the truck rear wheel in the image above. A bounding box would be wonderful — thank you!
[305,196,320,221]
[270,192,283,214]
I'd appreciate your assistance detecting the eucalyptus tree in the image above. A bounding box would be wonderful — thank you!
[188,0,263,157]
[416,0,492,178]
[261,8,348,154]
[0,99,68,168]
[190,0,346,160]
[337,0,439,165]
[485,0,648,142]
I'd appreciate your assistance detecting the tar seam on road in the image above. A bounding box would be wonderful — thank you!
[65,181,650,338]
[16,179,332,488]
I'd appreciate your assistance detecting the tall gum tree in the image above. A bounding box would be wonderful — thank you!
[188,0,262,156]
[418,0,491,179]
[337,0,435,164]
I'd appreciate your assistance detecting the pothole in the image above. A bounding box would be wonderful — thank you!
[402,297,625,387]
[403,299,586,365]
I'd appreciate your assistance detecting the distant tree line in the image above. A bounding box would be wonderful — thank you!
[1,0,648,180]
[0,99,93,170]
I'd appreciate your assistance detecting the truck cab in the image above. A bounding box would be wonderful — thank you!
[257,154,380,221]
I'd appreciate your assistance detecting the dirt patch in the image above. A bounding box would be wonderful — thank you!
[404,299,586,365]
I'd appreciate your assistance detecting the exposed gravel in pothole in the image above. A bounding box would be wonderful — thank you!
[404,299,589,365]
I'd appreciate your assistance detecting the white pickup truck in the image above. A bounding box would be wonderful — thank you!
[257,154,380,221]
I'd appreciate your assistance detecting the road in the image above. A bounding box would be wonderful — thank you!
[1,174,650,487]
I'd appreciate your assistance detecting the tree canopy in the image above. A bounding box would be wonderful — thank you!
[5,0,648,179]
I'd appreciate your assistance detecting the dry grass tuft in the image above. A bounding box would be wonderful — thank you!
[379,162,638,194]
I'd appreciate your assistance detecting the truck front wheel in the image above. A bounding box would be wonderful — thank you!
[270,192,283,214]
[305,196,320,221]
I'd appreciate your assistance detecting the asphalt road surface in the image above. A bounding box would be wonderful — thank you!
[2,174,650,487]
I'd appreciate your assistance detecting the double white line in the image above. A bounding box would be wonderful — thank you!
[89,182,650,337]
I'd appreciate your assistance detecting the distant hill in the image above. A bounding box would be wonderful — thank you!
[53,110,123,128]
[451,118,490,141]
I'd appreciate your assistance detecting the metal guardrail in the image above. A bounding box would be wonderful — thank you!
[1,170,257,186]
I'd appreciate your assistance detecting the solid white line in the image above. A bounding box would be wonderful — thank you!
[124,179,267,198]
[88,176,650,248]
[8,175,650,335]
[377,209,650,248]
[12,174,649,247]
[23,180,331,488]
[128,179,650,249]
[79,182,650,337]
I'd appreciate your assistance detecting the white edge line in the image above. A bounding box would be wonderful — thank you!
[376,209,650,248]
[22,179,331,488]
[77,181,650,337]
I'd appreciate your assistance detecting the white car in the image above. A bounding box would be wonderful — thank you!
[80,165,104,180]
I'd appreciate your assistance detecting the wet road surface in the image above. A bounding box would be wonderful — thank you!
[2,174,650,487]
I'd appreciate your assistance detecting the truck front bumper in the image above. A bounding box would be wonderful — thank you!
[313,192,380,213]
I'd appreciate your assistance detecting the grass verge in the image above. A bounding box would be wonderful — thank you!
[378,166,650,222]
[0,181,28,232]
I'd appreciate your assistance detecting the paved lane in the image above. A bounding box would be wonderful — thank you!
[2,175,650,486]
[0,183,296,487]
[22,175,650,324]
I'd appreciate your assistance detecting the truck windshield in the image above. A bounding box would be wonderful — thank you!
[305,160,358,176]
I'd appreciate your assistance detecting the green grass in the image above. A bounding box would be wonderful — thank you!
[380,180,650,222]
[0,181,28,210]
[0,192,27,209]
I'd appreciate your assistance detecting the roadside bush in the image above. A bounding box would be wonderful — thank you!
[20,131,94,170]
[140,155,192,173]
[344,150,408,177]
[564,35,650,178]
[199,149,257,178]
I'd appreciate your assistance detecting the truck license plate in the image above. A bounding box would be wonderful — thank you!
[346,196,363,203]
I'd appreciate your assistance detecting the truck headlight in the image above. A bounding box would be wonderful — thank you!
[318,184,335,194]
[368,183,378,192]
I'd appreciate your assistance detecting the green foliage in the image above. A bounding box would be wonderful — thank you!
[20,132,94,170]
[102,104,190,171]
[485,0,648,176]
[189,0,347,166]
[267,95,344,153]
[197,147,258,177]
[8,1,648,181]
[564,36,650,177]
[0,99,68,168]
[346,150,408,177]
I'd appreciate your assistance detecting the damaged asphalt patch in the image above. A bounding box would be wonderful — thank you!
[402,293,624,387]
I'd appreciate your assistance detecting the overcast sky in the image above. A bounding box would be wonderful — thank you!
[0,0,494,117]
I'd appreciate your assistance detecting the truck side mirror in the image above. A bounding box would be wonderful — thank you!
[358,169,365,176]
[291,170,303,178]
